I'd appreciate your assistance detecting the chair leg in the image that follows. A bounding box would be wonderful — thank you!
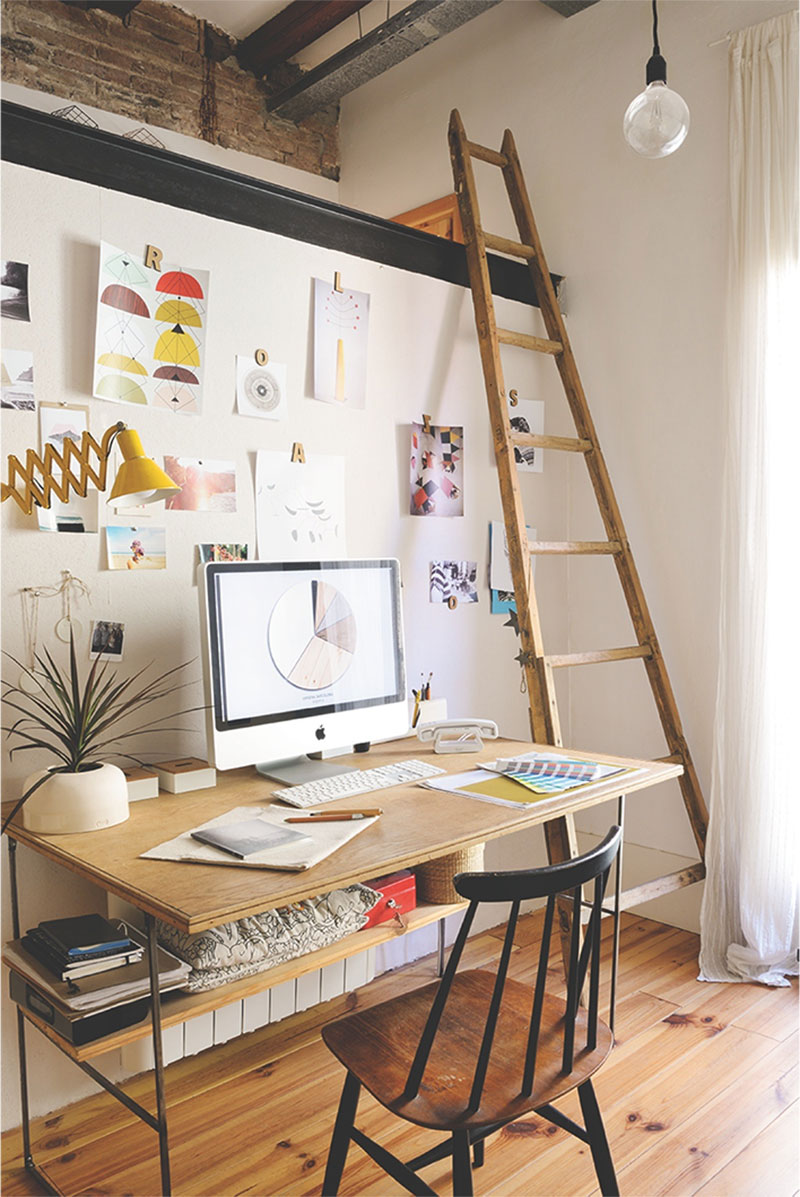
[578,1079,619,1197]
[451,1129,474,1197]
[322,1070,361,1197]
[472,1135,485,1169]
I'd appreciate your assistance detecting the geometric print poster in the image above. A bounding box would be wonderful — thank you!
[93,242,209,414]
[409,421,464,516]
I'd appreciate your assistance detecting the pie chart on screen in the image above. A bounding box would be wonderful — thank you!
[269,580,357,690]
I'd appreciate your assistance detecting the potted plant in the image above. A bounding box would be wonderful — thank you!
[2,633,199,835]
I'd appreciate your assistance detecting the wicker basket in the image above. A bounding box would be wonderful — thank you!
[416,843,485,904]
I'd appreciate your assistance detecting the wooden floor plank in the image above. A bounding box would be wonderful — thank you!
[613,1055,798,1196]
[2,914,797,1197]
[693,1101,800,1197]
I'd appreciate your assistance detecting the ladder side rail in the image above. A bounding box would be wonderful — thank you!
[499,129,708,855]
[449,110,583,963]
[448,110,560,748]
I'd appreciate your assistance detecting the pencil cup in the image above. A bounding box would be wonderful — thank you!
[408,697,447,732]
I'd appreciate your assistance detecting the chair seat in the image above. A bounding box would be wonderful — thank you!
[322,969,613,1131]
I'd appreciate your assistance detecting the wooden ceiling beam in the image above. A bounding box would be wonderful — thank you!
[60,0,140,17]
[237,0,372,77]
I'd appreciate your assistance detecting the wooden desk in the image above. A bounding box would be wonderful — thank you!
[3,738,681,1194]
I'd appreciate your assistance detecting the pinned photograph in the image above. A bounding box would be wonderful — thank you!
[508,397,545,473]
[106,525,167,570]
[236,355,287,421]
[40,403,89,452]
[163,457,236,512]
[36,491,99,534]
[1,261,30,321]
[89,620,126,661]
[199,543,248,563]
[491,589,516,615]
[313,277,370,408]
[430,561,479,604]
[1,349,35,410]
[410,421,464,517]
[489,520,536,594]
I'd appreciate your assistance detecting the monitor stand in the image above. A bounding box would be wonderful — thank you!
[256,756,354,786]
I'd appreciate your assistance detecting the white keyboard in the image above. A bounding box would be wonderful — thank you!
[274,759,447,808]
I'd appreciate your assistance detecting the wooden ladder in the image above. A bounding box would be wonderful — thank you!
[449,109,707,912]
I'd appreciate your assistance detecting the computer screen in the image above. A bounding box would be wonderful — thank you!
[199,558,408,777]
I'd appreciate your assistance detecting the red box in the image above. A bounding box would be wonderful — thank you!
[362,869,416,929]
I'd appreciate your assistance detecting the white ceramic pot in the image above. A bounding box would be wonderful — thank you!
[21,763,129,834]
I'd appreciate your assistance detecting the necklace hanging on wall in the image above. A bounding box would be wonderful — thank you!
[18,571,91,690]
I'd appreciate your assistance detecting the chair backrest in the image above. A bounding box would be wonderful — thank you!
[403,826,622,1109]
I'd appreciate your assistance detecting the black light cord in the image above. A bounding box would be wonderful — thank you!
[652,0,660,55]
[646,0,667,85]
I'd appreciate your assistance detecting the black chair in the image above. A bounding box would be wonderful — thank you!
[321,826,622,1197]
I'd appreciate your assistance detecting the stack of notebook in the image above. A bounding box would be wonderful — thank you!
[21,914,143,983]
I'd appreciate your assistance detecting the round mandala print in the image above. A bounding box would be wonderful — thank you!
[243,366,282,413]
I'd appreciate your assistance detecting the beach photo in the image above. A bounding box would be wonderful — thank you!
[106,525,166,570]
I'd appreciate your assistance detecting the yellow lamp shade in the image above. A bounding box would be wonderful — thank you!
[108,428,180,505]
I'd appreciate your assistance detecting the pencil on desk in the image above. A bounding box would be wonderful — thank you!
[285,810,382,823]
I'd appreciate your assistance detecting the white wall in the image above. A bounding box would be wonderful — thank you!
[0,160,565,1125]
[338,0,793,924]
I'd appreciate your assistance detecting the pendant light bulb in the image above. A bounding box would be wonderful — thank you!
[623,0,689,159]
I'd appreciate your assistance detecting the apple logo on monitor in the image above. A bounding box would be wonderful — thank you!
[315,725,326,741]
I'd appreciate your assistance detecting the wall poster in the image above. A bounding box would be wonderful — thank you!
[313,277,369,408]
[93,242,209,414]
[410,421,464,517]
[255,449,346,560]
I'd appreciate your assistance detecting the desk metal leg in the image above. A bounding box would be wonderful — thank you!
[8,839,58,1194]
[146,913,172,1196]
[437,918,446,977]
[6,838,173,1194]
[609,795,625,1034]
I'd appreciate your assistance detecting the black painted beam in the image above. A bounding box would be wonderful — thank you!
[266,0,502,122]
[1,102,559,307]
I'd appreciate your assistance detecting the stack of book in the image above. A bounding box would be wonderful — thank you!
[22,914,143,983]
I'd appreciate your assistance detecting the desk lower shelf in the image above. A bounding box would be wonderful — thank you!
[7,900,466,1063]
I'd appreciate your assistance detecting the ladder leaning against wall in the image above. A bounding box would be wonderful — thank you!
[448,109,708,914]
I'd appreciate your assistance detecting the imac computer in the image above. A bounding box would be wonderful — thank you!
[199,558,408,784]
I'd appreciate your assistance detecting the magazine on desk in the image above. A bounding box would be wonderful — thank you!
[141,804,377,871]
[420,751,643,810]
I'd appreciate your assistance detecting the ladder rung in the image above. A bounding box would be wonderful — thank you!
[466,140,508,167]
[527,540,621,555]
[484,231,535,260]
[545,646,652,668]
[580,863,706,922]
[511,432,592,454]
[655,754,683,765]
[497,327,562,355]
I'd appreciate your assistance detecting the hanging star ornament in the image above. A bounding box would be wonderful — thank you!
[503,610,521,636]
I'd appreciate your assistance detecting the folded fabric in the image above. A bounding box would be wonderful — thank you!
[157,883,380,992]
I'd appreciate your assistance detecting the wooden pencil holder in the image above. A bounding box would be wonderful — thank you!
[415,843,485,904]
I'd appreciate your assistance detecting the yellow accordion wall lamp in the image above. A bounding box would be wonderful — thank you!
[1,422,180,516]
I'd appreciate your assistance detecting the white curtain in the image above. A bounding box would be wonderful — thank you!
[699,11,799,985]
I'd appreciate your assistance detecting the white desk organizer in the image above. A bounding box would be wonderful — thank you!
[407,698,448,734]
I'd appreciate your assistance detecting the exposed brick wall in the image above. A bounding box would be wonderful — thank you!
[1,0,340,180]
